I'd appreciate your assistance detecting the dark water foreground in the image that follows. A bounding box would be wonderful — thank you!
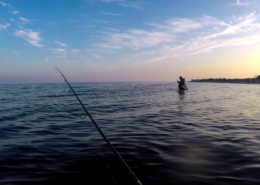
[1,82,260,185]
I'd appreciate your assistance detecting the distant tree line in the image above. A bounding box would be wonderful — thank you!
[191,75,260,83]
[254,75,260,80]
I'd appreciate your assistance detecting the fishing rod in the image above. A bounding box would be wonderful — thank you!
[55,67,143,185]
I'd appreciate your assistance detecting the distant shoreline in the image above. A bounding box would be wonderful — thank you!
[190,78,260,84]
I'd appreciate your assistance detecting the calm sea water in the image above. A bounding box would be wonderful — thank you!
[1,82,260,185]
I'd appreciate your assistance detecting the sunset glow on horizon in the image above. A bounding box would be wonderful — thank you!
[1,0,260,83]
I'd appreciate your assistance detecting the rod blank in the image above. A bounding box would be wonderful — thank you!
[55,67,142,185]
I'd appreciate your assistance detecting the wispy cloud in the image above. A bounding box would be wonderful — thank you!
[90,53,104,59]
[147,34,260,63]
[0,23,11,30]
[141,50,156,55]
[104,27,120,32]
[74,25,96,29]
[44,57,49,62]
[11,10,19,14]
[230,0,257,6]
[94,12,260,64]
[144,13,260,63]
[10,18,14,22]
[101,0,121,2]
[119,1,142,9]
[13,51,21,55]
[0,1,9,7]
[51,48,80,58]
[94,43,123,49]
[95,16,222,50]
[51,48,66,58]
[54,41,68,47]
[101,12,120,16]
[94,20,109,24]
[86,48,113,53]
[14,29,43,47]
[147,16,224,33]
[66,19,80,22]
[95,29,174,50]
[19,17,29,22]
[101,0,142,9]
[204,12,260,39]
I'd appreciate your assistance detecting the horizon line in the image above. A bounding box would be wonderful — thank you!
[0,81,178,85]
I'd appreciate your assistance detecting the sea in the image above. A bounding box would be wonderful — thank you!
[0,82,260,185]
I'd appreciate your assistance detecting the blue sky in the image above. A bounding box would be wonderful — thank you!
[1,0,260,83]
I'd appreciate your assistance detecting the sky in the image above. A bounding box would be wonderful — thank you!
[1,0,260,83]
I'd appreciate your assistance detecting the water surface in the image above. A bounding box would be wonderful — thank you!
[1,82,260,184]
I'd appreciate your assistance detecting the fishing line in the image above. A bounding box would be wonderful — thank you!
[73,85,119,184]
[55,67,143,185]
[79,102,117,184]
[94,139,118,185]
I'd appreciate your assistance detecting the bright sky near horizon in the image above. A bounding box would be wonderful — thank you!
[1,0,260,83]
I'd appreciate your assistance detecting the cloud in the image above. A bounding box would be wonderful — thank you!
[101,0,122,2]
[91,11,260,65]
[0,1,9,6]
[55,41,68,47]
[19,17,29,22]
[95,29,174,50]
[101,0,142,9]
[104,27,120,32]
[70,49,80,53]
[143,56,169,64]
[51,49,67,58]
[95,11,260,57]
[51,48,80,58]
[95,16,223,50]
[86,48,113,53]
[0,23,11,30]
[94,43,123,49]
[11,10,19,14]
[101,12,119,16]
[44,57,49,62]
[90,53,104,59]
[14,29,43,47]
[147,19,202,33]
[147,16,224,33]
[144,33,260,63]
[66,19,80,22]
[189,35,260,56]
[119,1,142,9]
[10,18,14,22]
[204,11,260,39]
[74,25,96,29]
[230,0,257,6]
[165,18,202,32]
[13,51,21,55]
[94,20,109,24]
[141,50,156,55]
